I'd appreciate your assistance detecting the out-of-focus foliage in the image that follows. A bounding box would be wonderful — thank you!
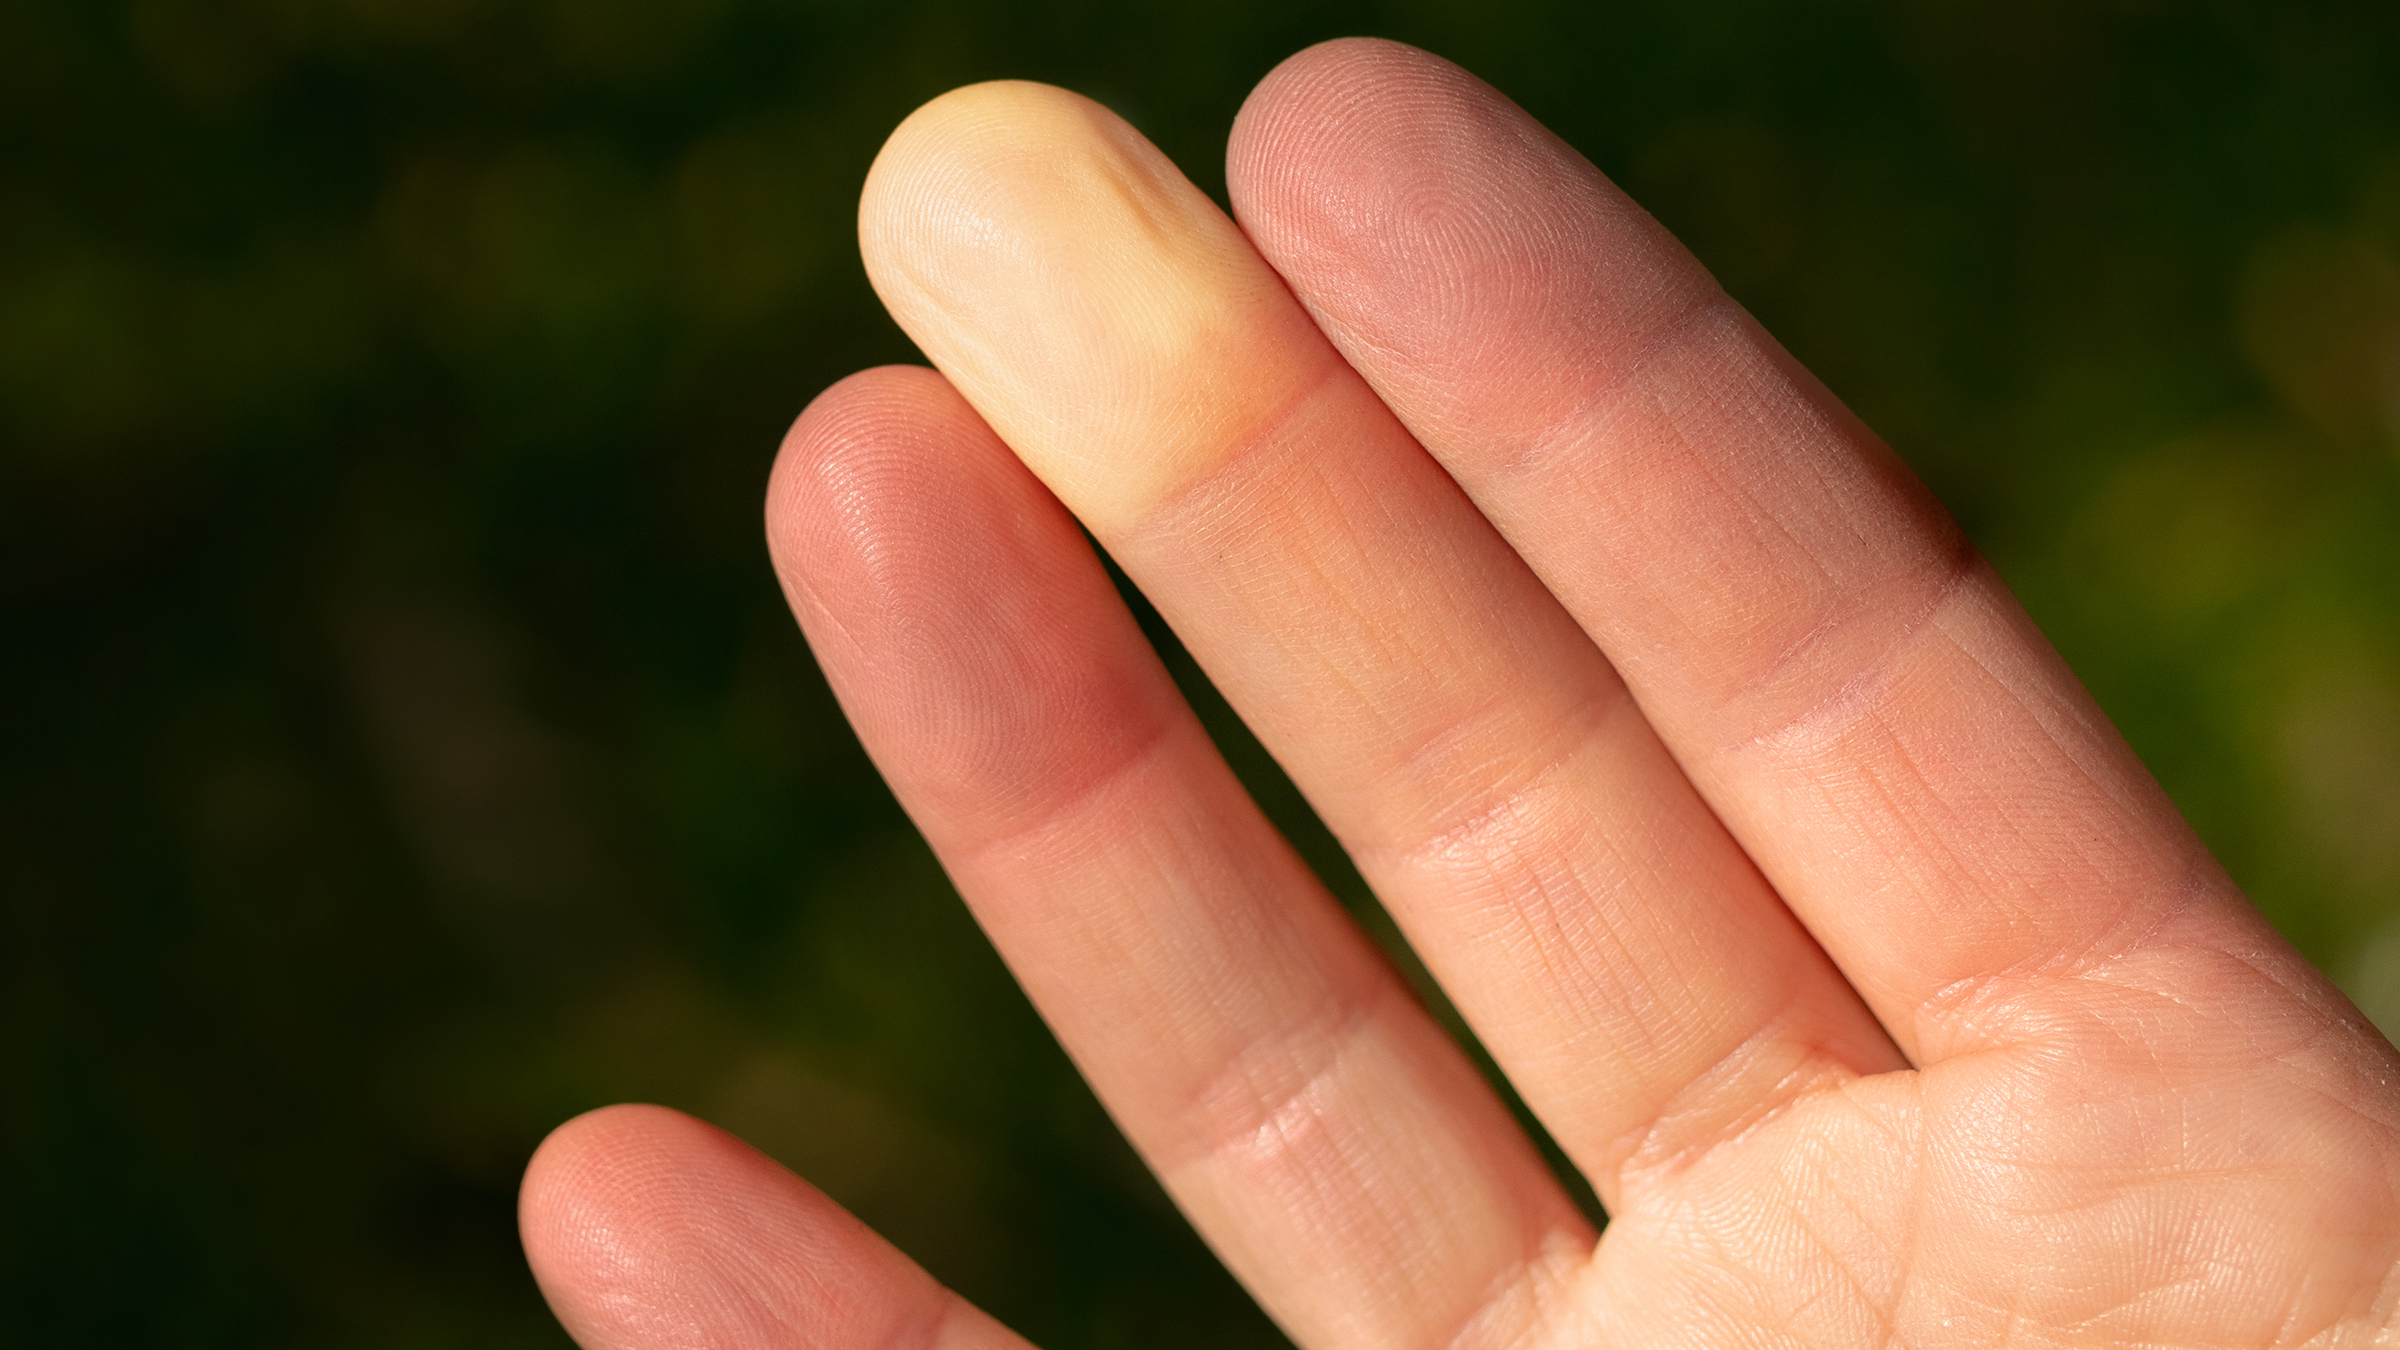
[2,1,2395,1345]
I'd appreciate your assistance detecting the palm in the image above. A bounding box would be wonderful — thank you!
[1585,1047,2397,1343]
[518,39,2400,1350]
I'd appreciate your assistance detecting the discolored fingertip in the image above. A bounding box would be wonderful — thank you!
[856,79,1331,535]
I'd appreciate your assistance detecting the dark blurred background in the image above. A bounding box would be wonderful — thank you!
[3,0,2397,1344]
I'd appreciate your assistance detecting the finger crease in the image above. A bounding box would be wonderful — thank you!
[1155,973,1397,1177]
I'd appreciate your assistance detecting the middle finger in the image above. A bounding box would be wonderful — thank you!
[860,81,1904,1204]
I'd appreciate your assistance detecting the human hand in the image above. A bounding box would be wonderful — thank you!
[519,38,2400,1349]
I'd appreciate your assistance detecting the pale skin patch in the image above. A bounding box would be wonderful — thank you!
[860,80,1333,536]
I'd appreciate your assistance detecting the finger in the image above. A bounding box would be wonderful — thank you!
[766,366,1587,1350]
[1225,39,2311,1060]
[519,1104,1026,1350]
[857,82,1903,1213]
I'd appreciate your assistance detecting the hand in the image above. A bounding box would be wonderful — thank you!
[518,38,2400,1350]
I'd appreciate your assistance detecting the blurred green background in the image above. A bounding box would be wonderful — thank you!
[3,0,2397,1345]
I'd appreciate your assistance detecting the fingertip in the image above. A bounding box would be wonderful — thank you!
[860,79,1109,204]
[520,1103,766,1275]
[1234,35,1448,137]
[521,1104,976,1350]
[854,76,1323,530]
[762,362,1065,657]
[765,365,974,580]
[518,1104,772,1350]
[759,357,1183,856]
[519,1102,706,1245]
[860,79,1101,201]
[776,364,961,466]
[1227,37,1480,222]
[856,79,1147,323]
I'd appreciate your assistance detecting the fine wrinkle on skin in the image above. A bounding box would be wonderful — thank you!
[1159,976,1396,1178]
[1924,842,2224,1028]
[1609,1014,1875,1186]
[938,712,1187,880]
[1425,1234,1596,1350]
[1234,43,1706,447]
[1361,676,1632,869]
[1501,285,1739,483]
[1755,619,2192,998]
[1715,540,1987,761]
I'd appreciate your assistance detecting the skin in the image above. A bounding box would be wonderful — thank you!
[517,38,2400,1350]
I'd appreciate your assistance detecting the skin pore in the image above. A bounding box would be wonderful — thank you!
[518,38,2400,1350]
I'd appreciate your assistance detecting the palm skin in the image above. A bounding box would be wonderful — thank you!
[1580,968,2399,1341]
[518,38,2400,1350]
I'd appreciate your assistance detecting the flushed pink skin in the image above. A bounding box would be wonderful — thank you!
[521,39,2400,1350]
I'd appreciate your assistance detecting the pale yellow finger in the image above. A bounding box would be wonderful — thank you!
[862,82,1335,534]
